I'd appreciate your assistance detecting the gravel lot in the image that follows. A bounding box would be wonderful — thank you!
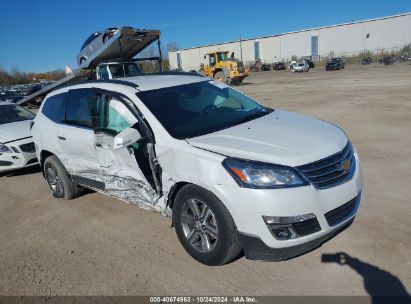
[0,63,410,296]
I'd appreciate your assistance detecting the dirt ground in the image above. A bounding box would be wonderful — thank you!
[0,63,410,296]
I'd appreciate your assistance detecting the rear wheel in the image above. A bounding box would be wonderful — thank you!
[44,155,80,200]
[173,185,242,265]
[79,57,86,65]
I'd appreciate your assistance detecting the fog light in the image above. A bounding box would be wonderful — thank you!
[270,225,296,240]
[263,213,320,240]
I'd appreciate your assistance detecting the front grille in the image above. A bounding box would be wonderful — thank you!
[325,194,360,226]
[297,142,355,189]
[19,142,35,153]
[292,218,321,236]
[0,161,13,166]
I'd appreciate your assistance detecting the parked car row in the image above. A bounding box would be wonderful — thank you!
[251,59,313,72]
[0,82,54,103]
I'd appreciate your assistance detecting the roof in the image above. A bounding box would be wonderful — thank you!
[170,12,411,52]
[53,74,207,94]
[117,74,207,91]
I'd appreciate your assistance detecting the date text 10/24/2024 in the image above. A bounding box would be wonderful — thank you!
[150,296,257,303]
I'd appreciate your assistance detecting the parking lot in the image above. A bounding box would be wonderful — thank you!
[0,63,410,296]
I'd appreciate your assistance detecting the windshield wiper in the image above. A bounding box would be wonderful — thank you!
[239,109,272,124]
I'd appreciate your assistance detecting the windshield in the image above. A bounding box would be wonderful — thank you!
[137,81,272,139]
[0,105,35,124]
[217,52,228,61]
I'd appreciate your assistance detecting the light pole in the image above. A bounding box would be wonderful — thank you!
[240,34,243,62]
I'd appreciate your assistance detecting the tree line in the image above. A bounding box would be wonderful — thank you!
[0,68,66,86]
[0,42,180,86]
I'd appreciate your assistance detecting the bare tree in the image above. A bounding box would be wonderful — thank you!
[166,42,180,52]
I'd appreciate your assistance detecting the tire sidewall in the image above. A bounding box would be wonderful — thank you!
[44,158,66,198]
[173,185,236,266]
[43,155,78,200]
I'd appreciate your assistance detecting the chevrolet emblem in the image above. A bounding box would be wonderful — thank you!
[342,159,351,171]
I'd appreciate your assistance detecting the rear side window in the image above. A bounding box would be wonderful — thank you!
[42,93,67,123]
[65,89,96,128]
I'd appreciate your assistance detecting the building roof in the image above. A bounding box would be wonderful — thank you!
[170,12,411,52]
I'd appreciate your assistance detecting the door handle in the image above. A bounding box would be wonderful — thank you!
[58,135,66,141]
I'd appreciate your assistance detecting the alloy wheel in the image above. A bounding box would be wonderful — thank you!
[46,164,64,197]
[180,198,219,253]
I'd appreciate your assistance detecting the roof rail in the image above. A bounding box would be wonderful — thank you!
[57,79,140,90]
[143,71,204,77]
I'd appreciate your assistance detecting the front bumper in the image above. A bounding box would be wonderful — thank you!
[240,218,354,261]
[0,138,38,173]
[213,153,363,260]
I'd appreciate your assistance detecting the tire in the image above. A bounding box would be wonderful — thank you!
[213,71,226,83]
[79,57,86,65]
[172,184,242,266]
[44,155,80,200]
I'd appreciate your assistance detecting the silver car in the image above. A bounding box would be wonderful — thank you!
[77,27,132,65]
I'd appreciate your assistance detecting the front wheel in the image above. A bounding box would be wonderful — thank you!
[44,155,80,200]
[213,71,226,83]
[173,185,242,265]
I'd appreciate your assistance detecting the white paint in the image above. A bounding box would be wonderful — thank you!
[32,75,363,251]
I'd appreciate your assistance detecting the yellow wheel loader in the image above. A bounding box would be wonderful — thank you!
[200,51,248,85]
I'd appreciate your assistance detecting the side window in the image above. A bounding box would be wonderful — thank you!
[42,93,67,123]
[65,89,96,128]
[96,93,138,134]
[209,54,216,66]
[98,66,110,80]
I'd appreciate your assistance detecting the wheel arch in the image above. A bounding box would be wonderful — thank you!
[212,68,224,78]
[39,149,55,177]
[166,181,191,211]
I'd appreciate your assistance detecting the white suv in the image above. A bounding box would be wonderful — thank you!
[32,74,363,265]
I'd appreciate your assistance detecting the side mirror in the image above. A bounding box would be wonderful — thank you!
[230,52,234,58]
[204,55,206,60]
[113,127,142,150]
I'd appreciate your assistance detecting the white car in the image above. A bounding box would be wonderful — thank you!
[291,62,309,72]
[0,101,38,172]
[32,75,363,265]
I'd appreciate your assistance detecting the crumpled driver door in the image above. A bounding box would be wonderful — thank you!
[92,92,160,209]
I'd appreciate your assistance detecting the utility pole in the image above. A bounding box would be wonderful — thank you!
[240,34,243,62]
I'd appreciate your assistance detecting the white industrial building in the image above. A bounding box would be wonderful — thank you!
[169,13,411,71]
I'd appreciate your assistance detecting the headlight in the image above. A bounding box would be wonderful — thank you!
[0,143,12,153]
[223,158,307,189]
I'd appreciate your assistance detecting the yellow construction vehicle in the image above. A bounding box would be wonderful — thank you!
[200,51,248,85]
